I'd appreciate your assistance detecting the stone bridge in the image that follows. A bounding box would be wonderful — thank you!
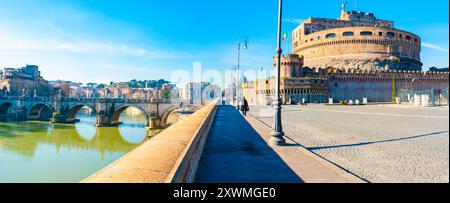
[0,96,187,129]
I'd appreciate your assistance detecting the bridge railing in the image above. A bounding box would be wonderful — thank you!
[82,98,220,183]
[0,95,174,103]
[0,96,53,101]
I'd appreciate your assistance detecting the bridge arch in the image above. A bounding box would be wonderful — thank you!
[160,105,182,127]
[28,103,53,121]
[110,104,149,127]
[0,102,14,115]
[66,104,97,120]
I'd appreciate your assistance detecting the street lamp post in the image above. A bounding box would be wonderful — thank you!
[236,36,249,109]
[233,66,237,106]
[230,67,233,105]
[270,0,286,146]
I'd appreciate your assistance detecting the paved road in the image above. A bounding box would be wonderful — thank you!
[249,104,449,183]
[195,105,303,183]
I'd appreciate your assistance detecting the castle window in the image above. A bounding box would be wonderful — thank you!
[378,32,383,36]
[405,35,412,41]
[360,31,373,36]
[343,32,354,37]
[326,33,336,38]
[317,36,321,40]
[399,34,403,39]
[387,32,395,38]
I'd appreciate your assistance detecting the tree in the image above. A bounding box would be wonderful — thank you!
[392,71,397,103]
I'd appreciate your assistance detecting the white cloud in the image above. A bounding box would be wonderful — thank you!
[282,18,305,25]
[0,34,188,59]
[422,42,449,53]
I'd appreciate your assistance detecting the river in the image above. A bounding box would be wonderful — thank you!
[0,108,151,183]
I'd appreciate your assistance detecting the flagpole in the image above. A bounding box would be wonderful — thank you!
[289,32,291,54]
[281,32,290,54]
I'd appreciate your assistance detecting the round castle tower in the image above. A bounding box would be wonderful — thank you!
[291,5,423,71]
[273,54,303,78]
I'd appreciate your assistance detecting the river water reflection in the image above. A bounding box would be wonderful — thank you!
[0,109,148,183]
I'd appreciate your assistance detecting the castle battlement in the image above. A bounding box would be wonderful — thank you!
[274,54,448,80]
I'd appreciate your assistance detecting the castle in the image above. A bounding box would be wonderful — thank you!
[242,6,449,106]
[292,3,422,71]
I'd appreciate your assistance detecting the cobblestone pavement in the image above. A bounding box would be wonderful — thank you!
[249,104,449,183]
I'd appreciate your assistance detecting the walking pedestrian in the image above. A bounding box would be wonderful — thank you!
[241,97,249,116]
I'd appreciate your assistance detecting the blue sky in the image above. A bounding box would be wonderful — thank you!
[0,0,448,85]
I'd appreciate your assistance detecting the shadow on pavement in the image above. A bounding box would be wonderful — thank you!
[195,105,303,183]
[308,131,448,151]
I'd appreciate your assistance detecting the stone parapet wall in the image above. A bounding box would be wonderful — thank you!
[82,99,220,183]
[279,63,449,81]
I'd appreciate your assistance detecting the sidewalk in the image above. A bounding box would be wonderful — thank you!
[195,105,303,183]
[245,111,365,183]
[195,104,364,183]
